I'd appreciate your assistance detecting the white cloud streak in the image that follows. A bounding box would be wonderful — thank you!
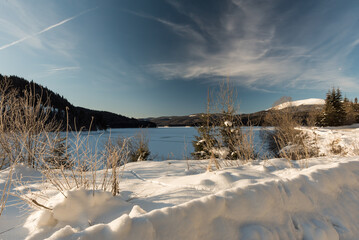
[0,7,96,51]
[123,9,205,43]
[50,66,80,72]
[150,0,359,92]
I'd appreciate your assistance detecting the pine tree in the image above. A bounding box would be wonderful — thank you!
[322,88,346,126]
[191,119,216,159]
[218,104,241,160]
[192,90,217,160]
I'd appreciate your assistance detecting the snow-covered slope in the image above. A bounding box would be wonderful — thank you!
[272,98,325,110]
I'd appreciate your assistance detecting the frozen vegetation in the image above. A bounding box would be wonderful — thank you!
[2,126,359,239]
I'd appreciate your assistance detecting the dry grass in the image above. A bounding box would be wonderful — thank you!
[128,130,151,162]
[0,162,18,216]
[0,77,132,212]
[0,77,60,214]
[329,138,346,155]
[263,106,319,161]
[35,130,130,198]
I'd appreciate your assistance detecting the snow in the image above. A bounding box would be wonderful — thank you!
[271,98,325,110]
[2,126,359,239]
[224,121,233,127]
[210,147,229,159]
[301,124,359,156]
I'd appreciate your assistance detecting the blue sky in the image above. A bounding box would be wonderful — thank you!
[1,0,359,117]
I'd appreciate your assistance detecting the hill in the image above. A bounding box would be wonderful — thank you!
[271,98,325,110]
[1,74,156,130]
[144,99,325,127]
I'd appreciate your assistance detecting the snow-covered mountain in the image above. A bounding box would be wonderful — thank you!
[271,98,325,110]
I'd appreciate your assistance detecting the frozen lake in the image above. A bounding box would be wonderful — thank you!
[66,127,267,161]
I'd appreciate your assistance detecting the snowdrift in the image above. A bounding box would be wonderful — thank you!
[29,157,359,240]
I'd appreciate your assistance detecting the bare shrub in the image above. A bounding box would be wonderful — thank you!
[0,161,19,216]
[0,77,63,170]
[11,128,132,213]
[263,107,319,160]
[330,139,345,155]
[234,126,257,162]
[193,79,257,169]
[112,130,151,163]
[45,133,72,169]
[0,76,131,212]
[128,130,151,162]
[0,77,64,213]
[103,137,130,196]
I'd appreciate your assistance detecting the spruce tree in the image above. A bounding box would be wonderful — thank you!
[218,105,241,160]
[192,93,217,160]
[191,118,216,159]
[322,88,346,126]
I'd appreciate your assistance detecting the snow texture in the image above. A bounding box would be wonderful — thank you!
[302,124,359,157]
[224,121,233,127]
[22,158,359,240]
[2,126,359,239]
[271,98,325,110]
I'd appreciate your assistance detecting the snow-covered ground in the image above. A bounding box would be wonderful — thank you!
[301,124,359,157]
[271,98,325,110]
[1,126,359,239]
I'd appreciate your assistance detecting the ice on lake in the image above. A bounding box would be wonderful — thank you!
[65,127,267,161]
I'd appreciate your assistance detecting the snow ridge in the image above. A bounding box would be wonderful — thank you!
[43,158,359,240]
[271,98,325,110]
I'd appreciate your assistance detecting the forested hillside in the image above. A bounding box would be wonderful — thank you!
[1,75,156,130]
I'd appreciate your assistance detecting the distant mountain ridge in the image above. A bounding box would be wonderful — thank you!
[143,99,325,127]
[1,74,156,130]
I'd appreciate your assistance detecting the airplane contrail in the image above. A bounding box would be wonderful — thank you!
[0,7,97,51]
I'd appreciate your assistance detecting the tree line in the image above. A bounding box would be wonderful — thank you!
[319,87,359,126]
[0,74,155,130]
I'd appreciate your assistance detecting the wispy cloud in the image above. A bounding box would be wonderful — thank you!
[149,0,359,92]
[49,66,80,72]
[0,7,97,51]
[123,8,205,43]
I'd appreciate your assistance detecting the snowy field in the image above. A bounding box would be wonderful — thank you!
[2,126,359,239]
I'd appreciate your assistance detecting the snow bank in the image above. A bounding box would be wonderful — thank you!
[272,98,325,110]
[29,157,359,240]
[302,126,359,156]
